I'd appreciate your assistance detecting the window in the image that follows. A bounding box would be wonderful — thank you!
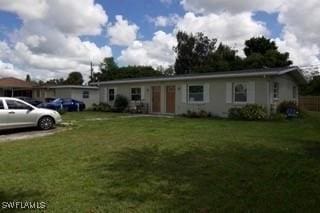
[109,89,115,101]
[131,88,141,101]
[273,82,279,99]
[234,83,247,103]
[188,85,204,102]
[0,100,4,110]
[293,86,297,99]
[6,100,31,110]
[83,91,89,99]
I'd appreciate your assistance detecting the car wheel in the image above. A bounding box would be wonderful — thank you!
[38,116,55,130]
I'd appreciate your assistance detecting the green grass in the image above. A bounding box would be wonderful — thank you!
[1,112,320,212]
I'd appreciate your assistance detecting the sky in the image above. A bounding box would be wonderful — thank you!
[0,0,319,81]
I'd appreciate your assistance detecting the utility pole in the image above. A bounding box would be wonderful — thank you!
[90,61,94,82]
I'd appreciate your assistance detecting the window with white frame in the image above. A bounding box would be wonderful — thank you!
[233,83,247,103]
[273,82,279,99]
[109,88,115,101]
[188,85,204,102]
[293,86,297,99]
[82,91,89,99]
[131,88,141,101]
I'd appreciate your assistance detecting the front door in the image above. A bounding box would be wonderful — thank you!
[152,86,161,113]
[166,86,176,113]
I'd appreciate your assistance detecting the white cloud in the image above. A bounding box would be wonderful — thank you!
[174,12,268,55]
[118,31,177,68]
[180,0,285,14]
[149,14,180,27]
[180,0,320,65]
[0,0,111,81]
[0,0,48,20]
[107,15,139,46]
[43,0,108,36]
[0,60,27,78]
[278,0,320,47]
[275,31,320,66]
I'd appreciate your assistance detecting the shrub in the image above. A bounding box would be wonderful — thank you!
[228,104,268,121]
[98,102,112,112]
[113,95,129,112]
[87,103,111,112]
[240,104,268,120]
[228,107,242,120]
[185,110,211,118]
[277,101,299,114]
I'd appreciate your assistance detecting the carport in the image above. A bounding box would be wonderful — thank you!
[0,77,33,97]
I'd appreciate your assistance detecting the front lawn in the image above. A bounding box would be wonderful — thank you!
[1,112,320,212]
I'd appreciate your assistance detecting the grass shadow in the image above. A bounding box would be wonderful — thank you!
[88,145,320,212]
[0,190,45,212]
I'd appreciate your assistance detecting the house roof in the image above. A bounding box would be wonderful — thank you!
[92,66,307,85]
[0,77,34,88]
[48,85,99,90]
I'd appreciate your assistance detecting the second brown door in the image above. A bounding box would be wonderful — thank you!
[166,86,175,113]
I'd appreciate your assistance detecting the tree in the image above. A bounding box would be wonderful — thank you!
[163,66,175,76]
[25,74,31,82]
[46,78,65,85]
[300,73,320,95]
[174,31,217,74]
[91,57,163,82]
[243,36,292,68]
[65,72,83,85]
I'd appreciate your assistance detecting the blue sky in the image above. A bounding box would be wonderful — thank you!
[0,0,282,59]
[0,0,319,80]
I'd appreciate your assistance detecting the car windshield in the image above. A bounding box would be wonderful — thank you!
[52,98,62,103]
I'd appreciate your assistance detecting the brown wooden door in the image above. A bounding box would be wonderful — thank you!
[152,86,161,113]
[166,86,175,113]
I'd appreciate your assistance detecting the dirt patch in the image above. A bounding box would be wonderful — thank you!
[0,127,65,143]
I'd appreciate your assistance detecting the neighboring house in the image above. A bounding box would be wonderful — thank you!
[93,67,307,117]
[33,85,99,107]
[0,77,33,97]
[0,77,99,108]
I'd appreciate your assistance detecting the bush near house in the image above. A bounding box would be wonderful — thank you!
[184,110,212,118]
[229,104,268,121]
[277,101,299,114]
[113,95,129,112]
[89,103,112,112]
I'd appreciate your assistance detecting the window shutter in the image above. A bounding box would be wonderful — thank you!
[114,87,118,99]
[105,88,108,102]
[204,83,210,103]
[141,86,145,100]
[247,81,255,103]
[226,82,232,103]
[181,84,187,103]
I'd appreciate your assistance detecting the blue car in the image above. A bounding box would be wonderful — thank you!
[38,98,86,112]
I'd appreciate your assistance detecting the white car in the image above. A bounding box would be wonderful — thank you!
[0,97,62,131]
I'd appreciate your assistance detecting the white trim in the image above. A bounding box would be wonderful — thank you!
[233,82,248,104]
[49,85,98,89]
[226,82,232,104]
[188,84,205,104]
[94,68,301,85]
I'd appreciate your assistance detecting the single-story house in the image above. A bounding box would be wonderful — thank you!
[0,77,99,108]
[0,77,33,97]
[33,85,99,108]
[93,67,307,117]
